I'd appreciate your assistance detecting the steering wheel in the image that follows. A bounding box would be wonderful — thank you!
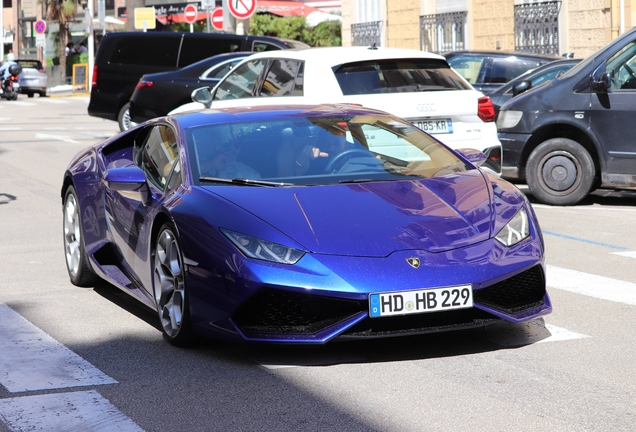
[324,149,371,173]
[624,63,636,81]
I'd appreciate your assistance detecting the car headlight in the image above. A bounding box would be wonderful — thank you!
[495,207,530,246]
[221,229,305,264]
[496,110,523,129]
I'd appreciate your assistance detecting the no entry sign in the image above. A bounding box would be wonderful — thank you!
[228,0,256,20]
[184,4,198,24]
[211,8,223,31]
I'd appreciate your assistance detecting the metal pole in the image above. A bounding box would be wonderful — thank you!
[206,1,211,33]
[0,2,4,60]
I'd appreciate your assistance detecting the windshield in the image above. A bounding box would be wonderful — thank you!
[186,114,470,187]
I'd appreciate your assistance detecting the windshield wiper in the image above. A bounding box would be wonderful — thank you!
[337,178,381,184]
[200,176,294,187]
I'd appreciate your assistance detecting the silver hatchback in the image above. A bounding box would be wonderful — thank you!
[17,59,47,97]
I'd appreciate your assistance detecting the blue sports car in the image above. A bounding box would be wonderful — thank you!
[62,104,551,346]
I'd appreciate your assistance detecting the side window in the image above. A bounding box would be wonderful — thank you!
[137,125,180,190]
[213,60,267,100]
[447,56,484,84]
[259,60,303,97]
[607,41,636,90]
[489,58,540,84]
[252,41,282,52]
[179,36,241,68]
[111,36,180,67]
[202,59,243,80]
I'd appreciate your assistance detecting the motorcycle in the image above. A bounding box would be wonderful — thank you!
[1,64,22,101]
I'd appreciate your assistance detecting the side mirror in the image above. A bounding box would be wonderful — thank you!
[456,148,487,167]
[591,59,612,93]
[512,79,532,96]
[191,87,213,108]
[104,166,151,206]
[592,72,612,92]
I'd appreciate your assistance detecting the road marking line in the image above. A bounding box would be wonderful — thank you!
[34,132,80,144]
[0,117,9,121]
[0,127,21,131]
[547,265,636,306]
[0,303,118,392]
[542,231,629,251]
[613,251,636,259]
[481,319,589,347]
[0,390,144,431]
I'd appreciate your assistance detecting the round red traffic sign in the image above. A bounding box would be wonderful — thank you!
[34,20,47,35]
[211,8,223,31]
[228,0,256,20]
[184,4,198,24]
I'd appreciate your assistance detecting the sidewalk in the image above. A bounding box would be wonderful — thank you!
[47,85,90,98]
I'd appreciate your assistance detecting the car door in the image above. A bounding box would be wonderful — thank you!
[590,39,636,176]
[106,124,182,291]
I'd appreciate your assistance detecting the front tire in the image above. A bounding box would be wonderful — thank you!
[153,224,194,347]
[117,102,137,132]
[63,186,98,286]
[526,138,595,206]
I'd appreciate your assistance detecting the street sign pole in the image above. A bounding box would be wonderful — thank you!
[0,3,4,60]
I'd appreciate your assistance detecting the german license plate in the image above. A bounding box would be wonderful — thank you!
[369,285,472,317]
[413,118,453,134]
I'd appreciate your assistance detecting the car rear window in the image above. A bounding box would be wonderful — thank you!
[16,60,42,69]
[334,59,470,95]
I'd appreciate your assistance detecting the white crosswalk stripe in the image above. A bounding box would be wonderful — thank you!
[0,303,117,392]
[0,303,144,431]
[613,251,636,259]
[547,265,636,306]
[0,391,144,432]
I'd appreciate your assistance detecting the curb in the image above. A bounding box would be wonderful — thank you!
[48,92,91,98]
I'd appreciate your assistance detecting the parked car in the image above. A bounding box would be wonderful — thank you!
[129,52,252,124]
[444,50,561,94]
[88,32,308,131]
[16,59,47,97]
[497,27,636,205]
[62,103,551,346]
[169,46,503,175]
[489,58,581,116]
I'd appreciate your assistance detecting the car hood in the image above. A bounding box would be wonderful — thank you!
[206,171,497,257]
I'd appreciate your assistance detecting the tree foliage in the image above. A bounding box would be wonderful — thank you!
[249,14,341,47]
[45,0,79,82]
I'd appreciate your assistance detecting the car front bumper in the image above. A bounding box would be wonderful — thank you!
[498,132,533,180]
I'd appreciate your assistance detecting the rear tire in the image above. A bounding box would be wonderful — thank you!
[63,186,99,286]
[525,138,595,206]
[117,102,137,132]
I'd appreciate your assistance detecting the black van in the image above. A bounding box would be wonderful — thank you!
[497,27,636,205]
[88,32,308,131]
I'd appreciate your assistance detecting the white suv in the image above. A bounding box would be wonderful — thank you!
[170,46,502,174]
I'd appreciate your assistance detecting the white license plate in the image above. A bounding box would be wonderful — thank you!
[413,119,453,134]
[369,285,472,317]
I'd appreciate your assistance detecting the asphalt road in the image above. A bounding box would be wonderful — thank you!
[1,95,635,431]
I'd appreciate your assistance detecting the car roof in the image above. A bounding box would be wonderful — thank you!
[443,50,562,60]
[240,46,447,66]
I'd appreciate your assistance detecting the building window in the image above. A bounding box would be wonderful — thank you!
[420,11,467,54]
[3,0,11,8]
[514,1,561,55]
